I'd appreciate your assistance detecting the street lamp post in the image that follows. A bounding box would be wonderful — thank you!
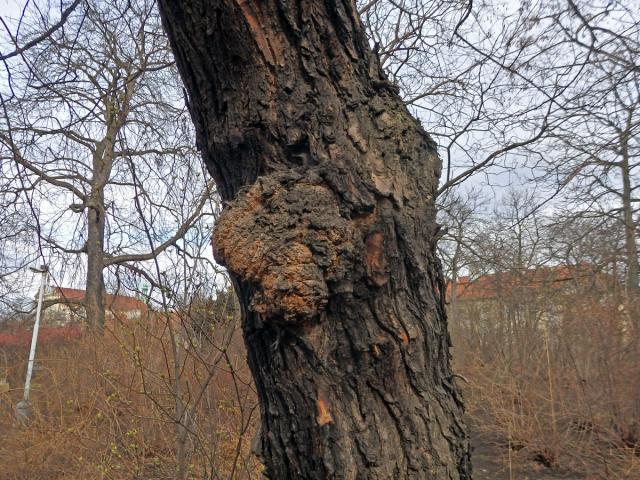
[16,264,49,422]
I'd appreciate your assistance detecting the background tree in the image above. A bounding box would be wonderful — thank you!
[357,0,563,194]
[0,0,216,327]
[437,187,486,320]
[535,0,640,337]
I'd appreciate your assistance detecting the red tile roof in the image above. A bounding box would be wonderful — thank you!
[446,264,610,301]
[51,287,148,312]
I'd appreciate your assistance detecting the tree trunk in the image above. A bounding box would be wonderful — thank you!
[620,124,640,344]
[86,190,106,329]
[85,108,120,329]
[158,2,472,478]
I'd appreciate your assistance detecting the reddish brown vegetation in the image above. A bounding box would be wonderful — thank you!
[0,310,260,480]
[449,265,640,479]
[0,324,84,349]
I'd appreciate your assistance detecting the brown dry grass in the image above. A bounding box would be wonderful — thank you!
[2,270,638,479]
[0,311,260,480]
[450,277,640,480]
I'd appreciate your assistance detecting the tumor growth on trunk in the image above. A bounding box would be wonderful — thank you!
[213,170,358,322]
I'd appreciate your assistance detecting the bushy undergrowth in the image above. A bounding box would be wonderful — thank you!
[451,279,640,479]
[2,274,638,479]
[0,312,260,480]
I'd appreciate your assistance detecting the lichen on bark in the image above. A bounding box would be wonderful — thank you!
[212,169,358,323]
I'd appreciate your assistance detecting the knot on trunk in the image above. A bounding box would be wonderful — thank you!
[213,171,357,323]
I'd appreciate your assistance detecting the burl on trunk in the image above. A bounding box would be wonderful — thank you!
[158,1,472,478]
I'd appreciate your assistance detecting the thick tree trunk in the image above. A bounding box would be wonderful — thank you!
[158,1,472,478]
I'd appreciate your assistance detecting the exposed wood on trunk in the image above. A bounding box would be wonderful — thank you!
[158,1,472,478]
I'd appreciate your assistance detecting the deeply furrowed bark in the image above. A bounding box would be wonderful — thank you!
[158,1,472,478]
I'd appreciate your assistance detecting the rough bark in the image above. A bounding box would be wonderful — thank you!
[158,1,472,478]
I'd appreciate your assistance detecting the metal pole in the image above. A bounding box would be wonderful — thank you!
[16,265,48,421]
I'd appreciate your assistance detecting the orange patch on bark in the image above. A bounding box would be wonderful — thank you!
[400,331,410,345]
[350,210,376,228]
[316,397,333,426]
[234,0,280,66]
[365,231,388,286]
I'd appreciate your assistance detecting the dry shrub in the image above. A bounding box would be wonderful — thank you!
[451,272,640,479]
[0,307,260,480]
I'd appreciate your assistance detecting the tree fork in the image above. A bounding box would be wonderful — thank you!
[158,1,472,478]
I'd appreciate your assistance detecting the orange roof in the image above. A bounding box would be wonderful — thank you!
[446,264,610,301]
[51,287,148,312]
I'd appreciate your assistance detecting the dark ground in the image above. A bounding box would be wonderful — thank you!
[472,434,584,480]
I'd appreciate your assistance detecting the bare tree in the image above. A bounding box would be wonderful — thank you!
[357,0,564,195]
[0,0,81,61]
[532,0,640,338]
[437,187,486,319]
[0,0,216,327]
